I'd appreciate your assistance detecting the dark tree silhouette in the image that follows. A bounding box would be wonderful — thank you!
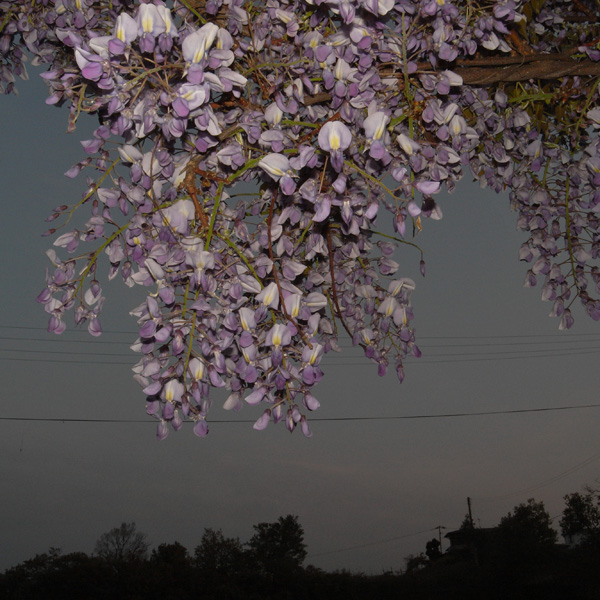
[194,528,245,575]
[192,529,248,597]
[560,490,600,548]
[150,541,189,565]
[246,515,307,577]
[0,548,113,600]
[94,522,150,563]
[496,498,557,567]
[404,553,428,575]
[425,538,442,561]
[146,542,192,600]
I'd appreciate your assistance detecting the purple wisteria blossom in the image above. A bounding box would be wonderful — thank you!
[364,111,390,160]
[2,0,595,440]
[318,121,352,172]
[258,153,297,195]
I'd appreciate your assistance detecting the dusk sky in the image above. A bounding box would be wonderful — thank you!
[1,67,599,574]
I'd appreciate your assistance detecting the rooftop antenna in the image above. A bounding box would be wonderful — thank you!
[433,525,447,551]
[467,497,474,528]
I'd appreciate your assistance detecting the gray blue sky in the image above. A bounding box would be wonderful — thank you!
[1,68,599,574]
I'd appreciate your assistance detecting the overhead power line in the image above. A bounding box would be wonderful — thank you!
[474,447,600,502]
[0,357,129,366]
[0,324,136,335]
[423,338,600,348]
[2,325,600,366]
[3,334,600,351]
[3,344,600,359]
[1,403,599,424]
[3,333,600,364]
[0,348,133,358]
[402,348,600,365]
[307,528,433,558]
[0,335,133,346]
[2,323,600,341]
[1,348,599,367]
[297,404,600,420]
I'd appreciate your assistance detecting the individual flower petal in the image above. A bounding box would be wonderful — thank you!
[588,107,600,126]
[162,379,184,403]
[246,387,266,405]
[118,145,143,163]
[157,420,169,440]
[397,133,420,156]
[188,357,205,381]
[256,282,279,309]
[239,307,256,331]
[223,392,242,411]
[137,4,166,36]
[176,83,208,114]
[114,13,138,44]
[378,296,399,317]
[156,5,176,36]
[318,121,352,152]
[265,323,292,347]
[302,343,323,365]
[253,409,271,431]
[183,23,219,64]
[258,153,290,180]
[415,180,441,195]
[265,103,283,126]
[303,393,320,411]
[193,420,209,437]
[305,292,328,310]
[441,70,463,87]
[300,416,312,437]
[364,111,390,141]
[74,48,103,81]
[284,294,302,318]
[388,278,416,297]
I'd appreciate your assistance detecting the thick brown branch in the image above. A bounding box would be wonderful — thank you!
[304,92,333,106]
[453,51,580,68]
[454,56,600,85]
[303,54,600,108]
[183,156,209,230]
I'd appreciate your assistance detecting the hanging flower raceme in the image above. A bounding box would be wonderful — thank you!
[1,0,593,440]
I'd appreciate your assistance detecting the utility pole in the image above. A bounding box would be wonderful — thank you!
[466,497,479,566]
[433,525,446,551]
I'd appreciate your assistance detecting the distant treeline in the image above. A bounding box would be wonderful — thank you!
[2,502,600,599]
[2,540,600,599]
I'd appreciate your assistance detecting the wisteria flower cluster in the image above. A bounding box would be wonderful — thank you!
[1,0,599,438]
